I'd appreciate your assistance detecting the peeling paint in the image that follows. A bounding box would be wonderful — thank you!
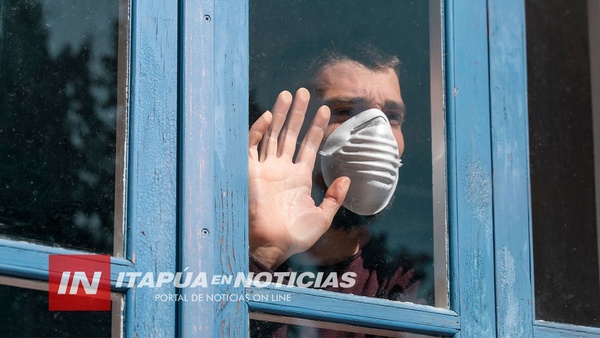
[463,156,492,232]
[464,250,494,336]
[497,247,523,337]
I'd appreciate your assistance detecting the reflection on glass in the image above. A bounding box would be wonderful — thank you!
[0,0,128,254]
[250,313,443,338]
[0,280,113,337]
[527,0,600,327]
[248,0,445,307]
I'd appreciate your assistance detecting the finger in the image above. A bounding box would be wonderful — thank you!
[260,91,292,160]
[319,176,350,223]
[277,88,310,159]
[295,104,330,168]
[249,111,273,161]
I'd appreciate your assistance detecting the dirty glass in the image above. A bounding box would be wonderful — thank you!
[527,0,600,327]
[0,0,128,255]
[0,279,117,337]
[248,0,446,321]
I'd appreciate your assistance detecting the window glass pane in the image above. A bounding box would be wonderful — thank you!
[0,279,120,337]
[0,0,128,254]
[248,0,446,307]
[527,0,600,327]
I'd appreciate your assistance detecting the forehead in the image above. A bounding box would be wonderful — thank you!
[316,61,402,103]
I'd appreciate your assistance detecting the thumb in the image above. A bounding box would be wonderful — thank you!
[319,176,350,221]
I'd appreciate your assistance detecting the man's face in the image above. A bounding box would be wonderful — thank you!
[316,60,405,157]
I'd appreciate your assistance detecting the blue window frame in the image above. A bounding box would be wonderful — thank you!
[0,0,179,336]
[2,0,600,337]
[126,0,178,335]
[178,0,248,335]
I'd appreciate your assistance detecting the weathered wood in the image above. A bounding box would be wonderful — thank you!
[446,0,497,336]
[179,0,249,336]
[488,0,535,337]
[127,0,179,336]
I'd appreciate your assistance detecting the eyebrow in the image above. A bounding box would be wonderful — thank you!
[385,100,407,113]
[323,97,407,116]
[323,97,367,108]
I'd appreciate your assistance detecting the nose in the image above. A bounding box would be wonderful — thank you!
[352,115,391,136]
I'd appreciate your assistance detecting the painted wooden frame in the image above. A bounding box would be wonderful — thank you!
[488,0,534,336]
[126,0,179,336]
[446,0,496,336]
[179,0,249,336]
[489,0,600,337]
[243,0,600,336]
[3,0,600,336]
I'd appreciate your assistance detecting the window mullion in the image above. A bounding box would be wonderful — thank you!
[445,0,497,336]
[126,0,179,336]
[179,0,249,336]
[487,0,535,337]
[0,239,135,286]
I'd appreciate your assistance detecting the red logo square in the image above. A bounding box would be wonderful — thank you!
[48,254,111,311]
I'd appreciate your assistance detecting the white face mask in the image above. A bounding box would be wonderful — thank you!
[319,108,401,215]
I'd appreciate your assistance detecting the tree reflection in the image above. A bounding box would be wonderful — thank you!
[0,0,119,253]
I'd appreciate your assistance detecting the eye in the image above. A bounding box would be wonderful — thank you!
[332,108,353,116]
[329,107,355,124]
[386,112,405,127]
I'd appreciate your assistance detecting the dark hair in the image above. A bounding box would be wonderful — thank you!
[309,43,401,97]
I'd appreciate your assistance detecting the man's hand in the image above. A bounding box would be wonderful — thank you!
[248,88,350,270]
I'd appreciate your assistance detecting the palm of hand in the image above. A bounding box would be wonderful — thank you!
[249,155,326,263]
[248,89,349,269]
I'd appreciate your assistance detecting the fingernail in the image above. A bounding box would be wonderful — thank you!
[341,177,351,190]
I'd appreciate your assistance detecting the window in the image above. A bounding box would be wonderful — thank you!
[527,0,600,328]
[0,0,127,255]
[0,0,179,336]
[248,0,447,312]
[3,0,600,337]
[0,278,114,336]
[247,1,448,335]
[0,0,129,334]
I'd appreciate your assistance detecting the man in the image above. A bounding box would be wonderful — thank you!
[248,46,422,303]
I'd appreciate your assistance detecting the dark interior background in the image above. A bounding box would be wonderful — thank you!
[527,0,600,327]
